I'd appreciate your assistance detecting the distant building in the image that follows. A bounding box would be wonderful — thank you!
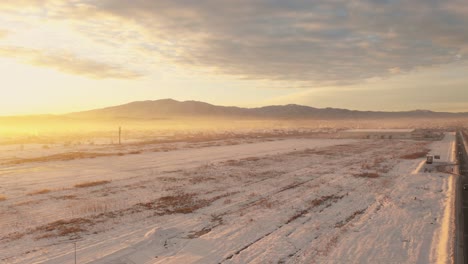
[339,129,415,139]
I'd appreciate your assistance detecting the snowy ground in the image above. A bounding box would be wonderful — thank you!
[0,133,456,264]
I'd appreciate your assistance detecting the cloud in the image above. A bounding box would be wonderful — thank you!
[266,60,468,111]
[0,29,8,39]
[0,46,143,79]
[3,0,468,84]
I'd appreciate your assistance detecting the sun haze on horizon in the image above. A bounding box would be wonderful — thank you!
[1,0,468,115]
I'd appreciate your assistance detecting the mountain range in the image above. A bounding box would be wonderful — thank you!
[65,99,468,120]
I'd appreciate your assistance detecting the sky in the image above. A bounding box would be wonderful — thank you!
[0,0,468,115]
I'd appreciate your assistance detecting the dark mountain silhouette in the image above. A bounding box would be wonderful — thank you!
[65,99,468,120]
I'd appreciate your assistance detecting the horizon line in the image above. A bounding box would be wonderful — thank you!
[1,98,467,118]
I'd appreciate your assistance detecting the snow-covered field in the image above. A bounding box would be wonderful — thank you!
[0,133,456,264]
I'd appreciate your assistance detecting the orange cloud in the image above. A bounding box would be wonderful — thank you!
[0,46,143,79]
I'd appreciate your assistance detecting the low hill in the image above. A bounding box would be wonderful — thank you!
[66,99,468,120]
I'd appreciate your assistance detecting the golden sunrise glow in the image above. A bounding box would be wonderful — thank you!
[0,0,467,116]
[0,3,466,261]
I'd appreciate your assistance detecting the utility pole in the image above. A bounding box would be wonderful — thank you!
[119,126,122,145]
[53,239,82,263]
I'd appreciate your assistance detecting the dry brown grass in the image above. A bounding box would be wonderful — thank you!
[187,227,212,239]
[286,195,344,224]
[158,177,180,183]
[5,149,148,165]
[136,193,208,215]
[224,159,243,166]
[28,189,51,195]
[14,200,41,206]
[255,198,274,209]
[133,192,236,216]
[400,149,430,159]
[223,157,261,166]
[309,194,344,207]
[289,148,320,157]
[335,208,367,228]
[74,180,111,188]
[35,217,94,239]
[3,232,24,241]
[189,176,216,184]
[243,156,261,162]
[286,209,309,224]
[319,234,340,256]
[361,163,372,170]
[354,172,380,178]
[186,213,225,238]
[72,202,111,215]
[53,195,77,200]
[6,152,114,165]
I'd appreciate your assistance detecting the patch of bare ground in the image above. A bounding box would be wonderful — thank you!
[319,235,340,256]
[131,191,237,216]
[28,189,51,195]
[400,148,430,159]
[5,152,115,165]
[1,232,25,242]
[162,169,184,174]
[224,159,243,166]
[150,146,178,152]
[14,200,42,207]
[223,156,264,166]
[310,194,345,208]
[187,227,213,239]
[78,192,239,226]
[4,149,146,165]
[289,142,382,158]
[53,195,77,200]
[224,232,276,261]
[133,131,326,150]
[70,201,114,216]
[278,180,312,193]
[0,195,6,201]
[74,180,111,188]
[289,148,320,157]
[287,195,345,224]
[312,144,364,156]
[254,198,275,209]
[353,172,380,178]
[157,176,181,183]
[34,218,95,240]
[189,176,216,184]
[334,208,368,228]
[187,214,224,239]
[243,156,261,162]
